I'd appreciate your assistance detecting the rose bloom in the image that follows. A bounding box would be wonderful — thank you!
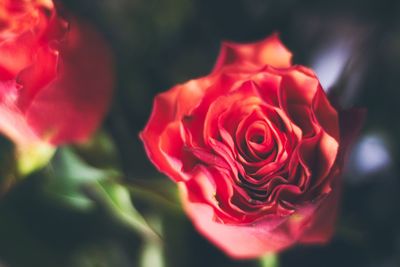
[141,34,362,258]
[0,0,114,146]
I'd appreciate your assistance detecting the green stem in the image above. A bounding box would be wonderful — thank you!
[259,253,279,267]
[123,179,182,213]
[140,214,165,267]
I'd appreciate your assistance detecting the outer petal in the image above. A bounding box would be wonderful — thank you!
[299,178,340,243]
[279,66,320,108]
[24,17,114,145]
[179,180,291,259]
[16,45,59,111]
[181,168,342,258]
[0,0,55,78]
[212,33,292,73]
[0,32,37,79]
[313,88,340,142]
[278,65,340,142]
[299,108,365,243]
[140,77,214,181]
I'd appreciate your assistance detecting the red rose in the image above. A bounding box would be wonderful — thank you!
[141,34,361,258]
[0,0,114,146]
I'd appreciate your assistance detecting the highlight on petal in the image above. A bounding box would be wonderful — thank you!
[0,81,40,145]
[212,33,292,73]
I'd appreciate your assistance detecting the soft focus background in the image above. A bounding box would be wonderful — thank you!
[1,0,400,266]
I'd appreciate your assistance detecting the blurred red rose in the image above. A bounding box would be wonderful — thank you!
[0,0,114,146]
[141,33,361,258]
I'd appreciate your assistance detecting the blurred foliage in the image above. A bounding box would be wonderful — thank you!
[0,0,400,266]
[45,147,159,239]
[44,147,113,211]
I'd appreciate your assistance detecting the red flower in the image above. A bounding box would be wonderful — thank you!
[0,0,114,146]
[140,33,361,258]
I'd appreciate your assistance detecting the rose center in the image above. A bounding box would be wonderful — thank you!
[250,134,264,144]
[245,120,275,154]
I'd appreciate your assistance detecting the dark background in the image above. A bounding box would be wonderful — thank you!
[1,0,400,266]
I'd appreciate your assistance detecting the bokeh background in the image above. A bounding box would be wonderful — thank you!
[1,0,400,266]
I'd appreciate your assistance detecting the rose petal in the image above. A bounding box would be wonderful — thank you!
[252,70,282,106]
[141,75,215,180]
[279,66,320,109]
[16,45,58,110]
[0,32,37,77]
[313,88,340,142]
[180,183,294,259]
[25,17,114,144]
[299,176,340,243]
[212,33,292,73]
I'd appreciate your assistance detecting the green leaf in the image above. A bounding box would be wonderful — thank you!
[44,147,159,241]
[72,130,120,170]
[90,180,161,242]
[44,147,116,211]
